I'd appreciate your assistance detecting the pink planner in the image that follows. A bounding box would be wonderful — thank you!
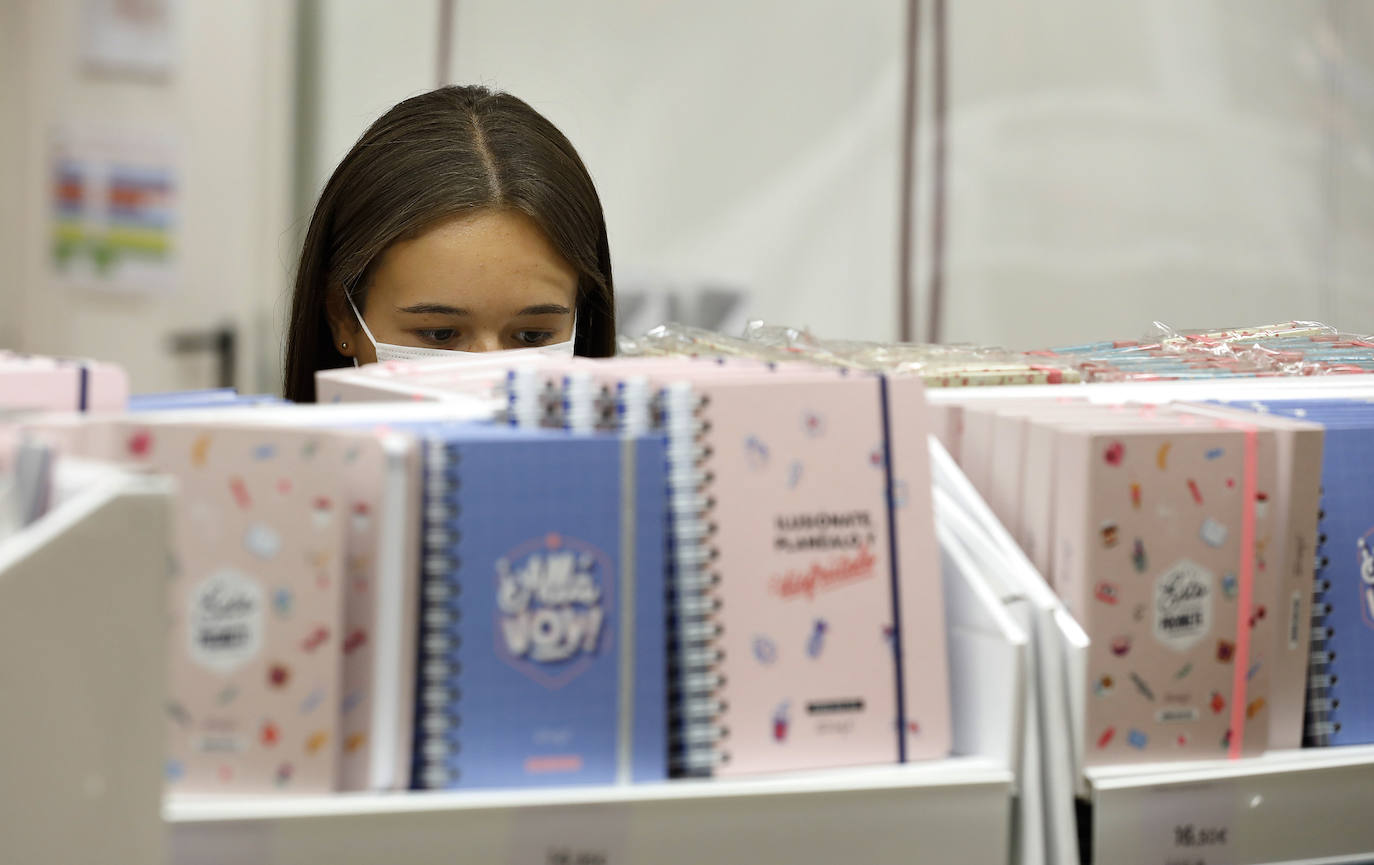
[0,355,128,412]
[114,421,351,793]
[1051,417,1278,765]
[646,363,950,775]
[1173,403,1324,750]
[682,371,903,774]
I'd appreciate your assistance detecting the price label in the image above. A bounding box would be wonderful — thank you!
[543,848,610,865]
[1136,783,1236,865]
[507,803,628,865]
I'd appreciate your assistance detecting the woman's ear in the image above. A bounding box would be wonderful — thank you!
[325,289,363,360]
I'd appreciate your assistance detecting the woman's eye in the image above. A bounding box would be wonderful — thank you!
[415,328,457,345]
[514,330,554,347]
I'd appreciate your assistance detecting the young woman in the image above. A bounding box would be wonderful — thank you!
[283,85,615,402]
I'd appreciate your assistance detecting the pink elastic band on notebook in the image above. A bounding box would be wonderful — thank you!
[1228,425,1259,759]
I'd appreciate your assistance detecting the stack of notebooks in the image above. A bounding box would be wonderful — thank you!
[1216,398,1374,748]
[318,354,954,777]
[938,392,1374,766]
[7,354,954,794]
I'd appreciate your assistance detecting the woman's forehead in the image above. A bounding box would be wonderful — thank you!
[374,209,578,308]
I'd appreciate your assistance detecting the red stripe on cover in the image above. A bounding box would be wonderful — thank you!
[1228,426,1258,759]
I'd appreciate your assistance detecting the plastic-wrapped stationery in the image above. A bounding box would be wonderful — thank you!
[412,425,668,788]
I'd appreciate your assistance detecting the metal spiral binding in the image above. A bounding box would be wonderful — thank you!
[1303,498,1337,746]
[617,377,651,436]
[502,368,538,428]
[564,372,596,433]
[415,439,463,788]
[662,381,729,775]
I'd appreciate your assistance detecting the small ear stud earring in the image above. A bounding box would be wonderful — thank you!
[341,342,348,349]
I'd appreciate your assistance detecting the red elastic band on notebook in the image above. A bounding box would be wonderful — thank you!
[1228,426,1258,759]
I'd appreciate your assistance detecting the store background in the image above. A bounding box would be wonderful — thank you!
[1,0,1371,394]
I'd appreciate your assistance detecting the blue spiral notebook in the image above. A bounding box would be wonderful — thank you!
[1223,399,1374,746]
[411,426,668,788]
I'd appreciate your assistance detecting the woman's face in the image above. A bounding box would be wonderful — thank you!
[337,208,578,363]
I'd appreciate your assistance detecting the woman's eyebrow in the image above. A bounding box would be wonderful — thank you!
[516,304,572,316]
[396,303,469,315]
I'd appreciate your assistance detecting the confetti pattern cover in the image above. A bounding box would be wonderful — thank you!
[1052,421,1276,765]
[117,422,349,793]
[1177,403,1325,750]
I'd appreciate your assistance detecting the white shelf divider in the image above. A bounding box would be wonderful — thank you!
[1088,746,1374,865]
[168,759,1012,865]
[0,467,173,865]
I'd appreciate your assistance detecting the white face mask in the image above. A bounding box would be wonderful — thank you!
[348,295,576,365]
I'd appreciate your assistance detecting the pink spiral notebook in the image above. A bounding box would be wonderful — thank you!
[651,364,950,775]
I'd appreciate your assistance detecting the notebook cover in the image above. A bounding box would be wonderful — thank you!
[1179,403,1325,750]
[1315,421,1374,745]
[416,430,667,788]
[694,374,902,775]
[115,422,348,793]
[1053,422,1275,765]
[0,358,127,412]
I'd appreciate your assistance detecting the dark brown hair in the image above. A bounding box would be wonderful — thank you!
[283,85,615,402]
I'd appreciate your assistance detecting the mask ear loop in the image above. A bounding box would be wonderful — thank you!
[346,293,381,367]
[347,294,382,349]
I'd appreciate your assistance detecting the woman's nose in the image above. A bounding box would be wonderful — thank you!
[466,332,504,353]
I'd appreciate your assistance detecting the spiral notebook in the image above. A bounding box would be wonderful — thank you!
[510,359,952,773]
[412,426,668,789]
[655,368,948,776]
[1227,400,1374,746]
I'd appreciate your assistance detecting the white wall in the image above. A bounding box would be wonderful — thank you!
[0,0,30,350]
[303,0,439,200]
[448,0,908,342]
[925,0,1374,348]
[7,0,294,393]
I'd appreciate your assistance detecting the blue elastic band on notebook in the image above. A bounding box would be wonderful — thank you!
[77,364,89,412]
[877,375,908,763]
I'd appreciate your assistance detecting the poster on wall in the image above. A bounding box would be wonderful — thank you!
[50,127,179,294]
[80,0,179,79]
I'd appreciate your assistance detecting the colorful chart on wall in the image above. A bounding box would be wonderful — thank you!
[49,126,179,294]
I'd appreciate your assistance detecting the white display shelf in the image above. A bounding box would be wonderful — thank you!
[0,467,173,865]
[167,758,1012,865]
[1086,746,1374,865]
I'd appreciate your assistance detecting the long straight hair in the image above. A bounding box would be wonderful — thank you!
[283,85,615,402]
